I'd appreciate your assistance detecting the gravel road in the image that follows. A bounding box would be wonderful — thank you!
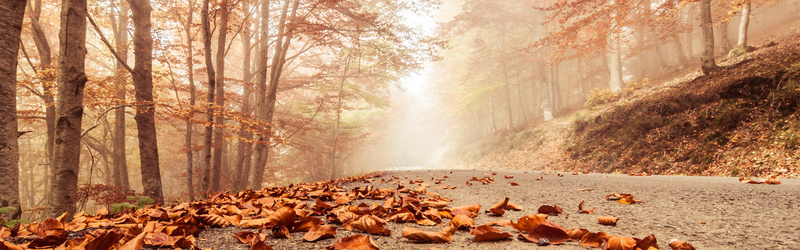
[197,170,800,249]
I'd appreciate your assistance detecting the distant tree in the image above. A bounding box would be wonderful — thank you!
[700,0,718,74]
[0,0,27,221]
[111,0,131,189]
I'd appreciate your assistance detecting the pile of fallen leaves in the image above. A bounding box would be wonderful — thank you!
[0,171,698,250]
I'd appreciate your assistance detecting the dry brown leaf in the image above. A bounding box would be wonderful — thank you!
[239,218,271,229]
[401,225,457,243]
[197,214,232,227]
[668,239,696,250]
[27,235,68,248]
[232,231,262,245]
[537,205,563,215]
[578,201,596,214]
[449,214,475,230]
[268,206,297,227]
[303,225,336,242]
[84,229,123,250]
[598,216,619,226]
[470,225,513,242]
[486,220,512,227]
[608,236,636,250]
[487,197,510,216]
[580,231,611,247]
[346,215,391,236]
[292,216,323,232]
[271,225,291,238]
[510,182,519,186]
[252,240,274,250]
[332,234,380,250]
[451,204,481,215]
[635,234,659,250]
[518,224,570,245]
[765,175,781,185]
[504,175,513,179]
[566,228,589,240]
[511,214,549,233]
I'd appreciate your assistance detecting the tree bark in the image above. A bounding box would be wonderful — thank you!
[48,0,88,218]
[201,0,216,192]
[0,0,26,220]
[736,0,751,49]
[719,20,732,55]
[112,0,130,189]
[183,0,196,201]
[250,0,269,189]
[211,0,229,192]
[128,0,163,201]
[700,0,718,75]
[234,0,253,191]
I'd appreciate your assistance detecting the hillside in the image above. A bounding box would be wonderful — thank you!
[446,26,800,179]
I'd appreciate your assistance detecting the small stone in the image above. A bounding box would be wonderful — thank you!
[537,238,550,246]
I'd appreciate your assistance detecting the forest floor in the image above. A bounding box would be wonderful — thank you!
[445,22,800,179]
[193,169,800,249]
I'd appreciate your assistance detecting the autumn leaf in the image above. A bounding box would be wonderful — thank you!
[511,214,549,233]
[566,228,589,240]
[197,214,232,227]
[580,231,611,247]
[608,236,636,250]
[598,216,619,226]
[303,225,336,242]
[84,229,124,250]
[486,220,512,227]
[668,239,697,250]
[449,214,475,230]
[345,215,391,236]
[291,216,323,232]
[510,182,519,186]
[232,231,262,245]
[518,224,570,245]
[451,204,481,215]
[765,175,781,185]
[271,225,291,238]
[635,234,659,250]
[331,234,380,250]
[578,201,596,214]
[537,205,563,215]
[268,206,297,227]
[470,225,513,241]
[27,235,68,248]
[401,225,457,243]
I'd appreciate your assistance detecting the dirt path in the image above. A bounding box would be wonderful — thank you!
[197,170,799,249]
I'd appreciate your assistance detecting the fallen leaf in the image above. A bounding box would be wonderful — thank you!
[197,214,232,227]
[635,234,659,250]
[470,225,513,241]
[608,236,636,250]
[537,205,563,215]
[487,197,510,215]
[84,229,123,250]
[268,206,297,227]
[346,215,391,236]
[504,175,513,179]
[580,231,611,247]
[518,224,570,245]
[511,214,549,233]
[449,214,475,230]
[252,240,274,250]
[578,201,596,214]
[271,225,290,238]
[486,220,512,227]
[27,235,67,248]
[303,225,336,242]
[510,182,519,186]
[401,225,457,243]
[765,175,781,185]
[566,228,589,240]
[739,177,763,184]
[668,239,696,250]
[598,216,619,226]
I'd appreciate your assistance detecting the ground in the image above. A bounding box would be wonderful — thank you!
[196,170,800,249]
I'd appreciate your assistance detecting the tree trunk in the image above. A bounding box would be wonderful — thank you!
[201,0,216,192]
[0,0,26,220]
[210,0,229,192]
[719,20,732,55]
[183,0,195,201]
[128,0,163,201]
[606,33,624,92]
[112,0,130,189]
[48,0,88,218]
[700,0,718,75]
[251,0,269,189]
[736,0,751,49]
[28,0,56,196]
[234,0,253,191]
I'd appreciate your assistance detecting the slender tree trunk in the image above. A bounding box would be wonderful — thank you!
[28,0,56,196]
[128,0,163,201]
[112,0,130,189]
[700,0,718,75]
[0,0,26,220]
[234,0,253,191]
[684,5,695,60]
[515,74,528,127]
[211,0,229,192]
[736,0,751,49]
[48,0,88,218]
[251,0,269,189]
[719,21,732,54]
[184,0,195,201]
[606,33,624,92]
[330,51,351,180]
[201,0,216,192]
[551,61,562,113]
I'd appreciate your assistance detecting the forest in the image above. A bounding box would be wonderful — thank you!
[1,0,799,246]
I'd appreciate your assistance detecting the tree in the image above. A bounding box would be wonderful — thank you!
[700,0,718,74]
[182,0,197,201]
[0,0,27,220]
[211,0,230,192]
[200,0,216,192]
[234,0,254,191]
[250,0,269,189]
[48,0,88,218]
[735,0,751,51]
[128,0,163,201]
[26,0,56,182]
[111,0,130,189]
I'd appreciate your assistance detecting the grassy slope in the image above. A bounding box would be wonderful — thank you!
[449,26,800,178]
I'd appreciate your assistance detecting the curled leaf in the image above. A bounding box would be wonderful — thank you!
[470,225,513,242]
[449,214,475,230]
[668,239,697,250]
[537,205,563,215]
[487,197,510,216]
[608,236,636,250]
[518,224,570,245]
[566,228,589,240]
[346,215,391,236]
[635,234,659,250]
[401,225,457,243]
[580,231,611,247]
[578,201,596,214]
[598,216,619,226]
[303,224,336,242]
[271,225,290,238]
[511,214,549,233]
[332,234,379,250]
